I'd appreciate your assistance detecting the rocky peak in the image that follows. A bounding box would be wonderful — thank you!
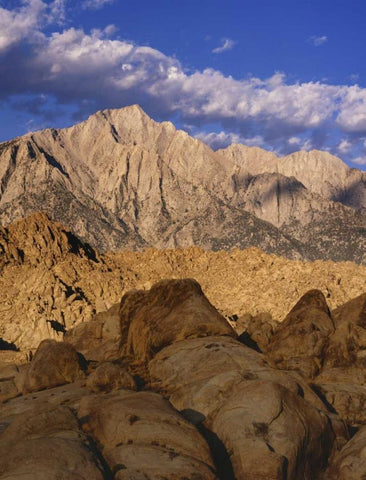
[1,212,98,267]
[1,104,366,261]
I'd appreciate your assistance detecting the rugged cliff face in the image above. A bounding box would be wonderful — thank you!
[0,105,365,261]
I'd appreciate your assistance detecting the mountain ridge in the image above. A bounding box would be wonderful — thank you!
[0,105,365,262]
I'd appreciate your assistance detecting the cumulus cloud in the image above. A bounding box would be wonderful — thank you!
[0,0,45,52]
[1,1,366,161]
[194,131,264,150]
[212,38,236,54]
[309,35,328,46]
[338,139,352,154]
[336,85,366,132]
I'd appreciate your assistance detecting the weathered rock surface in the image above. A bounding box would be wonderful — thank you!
[140,282,344,480]
[65,304,121,362]
[211,380,334,480]
[0,404,105,479]
[324,293,366,371]
[21,339,85,394]
[235,312,278,351]
[79,390,218,480]
[6,277,366,479]
[324,426,366,479]
[266,290,335,378]
[86,362,136,393]
[1,105,366,262]
[119,279,235,363]
[312,383,366,427]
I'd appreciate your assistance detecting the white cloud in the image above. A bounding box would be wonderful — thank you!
[212,38,236,54]
[352,156,366,166]
[336,85,366,132]
[0,0,45,52]
[2,1,366,161]
[195,131,264,150]
[83,0,115,10]
[104,24,118,37]
[309,35,328,46]
[338,139,352,154]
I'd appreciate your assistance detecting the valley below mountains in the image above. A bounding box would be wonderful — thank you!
[1,104,366,262]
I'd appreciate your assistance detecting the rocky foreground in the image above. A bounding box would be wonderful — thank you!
[1,278,366,479]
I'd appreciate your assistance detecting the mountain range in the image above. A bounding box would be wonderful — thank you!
[0,104,365,262]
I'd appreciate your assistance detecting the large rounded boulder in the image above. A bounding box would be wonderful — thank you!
[119,278,236,363]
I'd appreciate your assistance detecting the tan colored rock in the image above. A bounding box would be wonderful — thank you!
[120,279,235,363]
[86,362,136,393]
[324,426,366,479]
[314,294,366,391]
[150,335,326,416]
[234,312,278,351]
[0,404,105,479]
[65,304,121,361]
[0,379,18,403]
[22,339,84,393]
[149,334,342,480]
[1,213,366,353]
[313,383,366,427]
[324,293,366,369]
[210,380,334,480]
[266,290,335,378]
[78,390,218,479]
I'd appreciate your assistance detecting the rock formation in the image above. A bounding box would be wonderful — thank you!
[4,277,366,478]
[0,105,366,262]
[1,213,366,355]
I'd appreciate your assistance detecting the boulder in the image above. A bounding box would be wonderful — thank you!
[65,303,121,361]
[0,404,105,479]
[21,339,84,393]
[324,425,366,479]
[119,279,235,363]
[210,380,334,480]
[323,293,366,370]
[312,382,366,427]
[150,335,342,480]
[236,312,278,352]
[78,390,218,479]
[266,290,335,378]
[86,362,136,393]
[314,294,366,403]
[150,335,325,415]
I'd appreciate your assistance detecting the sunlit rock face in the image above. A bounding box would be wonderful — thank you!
[1,105,366,262]
[8,277,366,479]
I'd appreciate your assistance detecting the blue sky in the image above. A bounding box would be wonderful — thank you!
[1,0,366,168]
